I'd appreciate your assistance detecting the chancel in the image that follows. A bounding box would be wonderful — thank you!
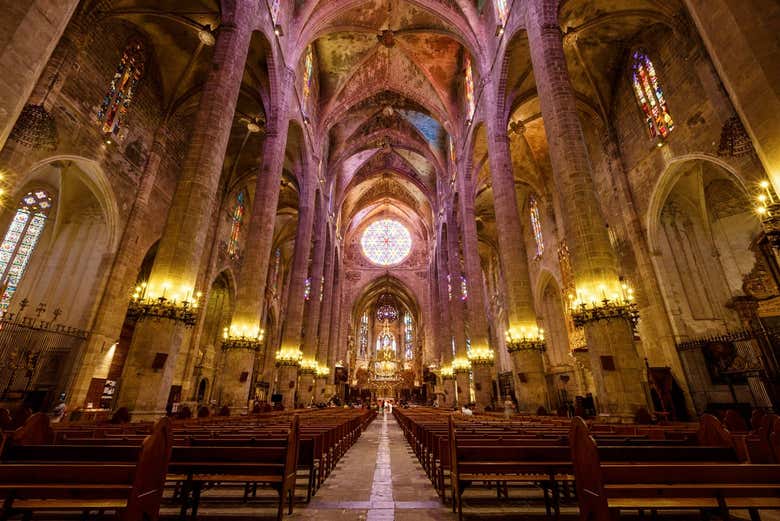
[0,0,778,520]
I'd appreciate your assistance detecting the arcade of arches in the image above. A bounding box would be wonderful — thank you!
[0,0,779,424]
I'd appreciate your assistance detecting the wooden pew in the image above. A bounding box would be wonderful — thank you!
[569,416,780,521]
[0,413,172,520]
[169,414,300,521]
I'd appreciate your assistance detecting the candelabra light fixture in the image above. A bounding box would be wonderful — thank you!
[452,357,471,373]
[316,365,330,378]
[222,323,264,350]
[506,325,546,352]
[467,346,495,365]
[440,364,454,380]
[568,279,638,328]
[299,358,319,375]
[128,282,201,326]
[275,346,303,366]
[755,180,780,248]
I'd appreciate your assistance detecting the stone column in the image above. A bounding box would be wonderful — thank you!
[276,178,316,408]
[683,0,780,191]
[117,16,253,418]
[526,0,645,418]
[435,235,456,406]
[0,1,80,151]
[315,227,336,398]
[328,251,344,375]
[444,211,471,406]
[483,85,548,412]
[68,126,168,408]
[220,69,294,411]
[457,179,495,409]
[298,196,328,406]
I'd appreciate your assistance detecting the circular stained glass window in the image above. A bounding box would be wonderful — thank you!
[361,219,412,266]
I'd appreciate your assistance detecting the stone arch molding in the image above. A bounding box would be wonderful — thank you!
[645,153,748,254]
[18,155,121,252]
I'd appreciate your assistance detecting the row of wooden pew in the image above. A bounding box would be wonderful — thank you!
[394,407,780,521]
[0,408,375,520]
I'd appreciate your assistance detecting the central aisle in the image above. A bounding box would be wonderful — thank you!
[297,411,451,521]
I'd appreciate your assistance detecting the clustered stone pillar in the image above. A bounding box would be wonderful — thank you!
[484,79,548,413]
[221,69,294,411]
[526,0,646,419]
[0,1,80,150]
[457,185,495,410]
[276,177,316,408]
[315,229,337,398]
[435,234,456,406]
[444,213,471,406]
[298,197,328,406]
[117,15,253,418]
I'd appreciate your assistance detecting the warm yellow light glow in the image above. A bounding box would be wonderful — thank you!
[506,324,545,343]
[440,365,454,378]
[300,358,319,372]
[452,357,471,371]
[757,206,769,216]
[316,366,330,377]
[467,346,495,363]
[759,194,768,203]
[226,322,264,340]
[275,346,303,363]
[760,180,770,189]
[570,280,634,309]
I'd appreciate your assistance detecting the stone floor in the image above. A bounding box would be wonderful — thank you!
[297,410,450,521]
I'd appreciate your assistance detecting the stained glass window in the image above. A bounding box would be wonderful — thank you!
[377,331,397,353]
[361,219,412,266]
[404,312,414,361]
[377,304,398,322]
[270,0,280,23]
[631,51,674,139]
[302,45,314,101]
[464,55,476,121]
[0,191,53,313]
[449,136,457,166]
[447,274,453,301]
[529,195,544,257]
[97,39,145,136]
[227,191,245,259]
[319,275,325,302]
[359,312,369,357]
[460,275,468,301]
[304,277,312,301]
[495,0,509,27]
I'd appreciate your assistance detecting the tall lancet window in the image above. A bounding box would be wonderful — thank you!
[631,51,674,139]
[403,312,414,361]
[495,0,509,28]
[464,55,476,122]
[269,0,280,23]
[302,45,314,102]
[97,39,145,137]
[227,191,245,259]
[359,312,369,357]
[529,195,544,257]
[0,191,53,313]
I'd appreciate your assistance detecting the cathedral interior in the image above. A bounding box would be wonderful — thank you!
[0,0,779,519]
